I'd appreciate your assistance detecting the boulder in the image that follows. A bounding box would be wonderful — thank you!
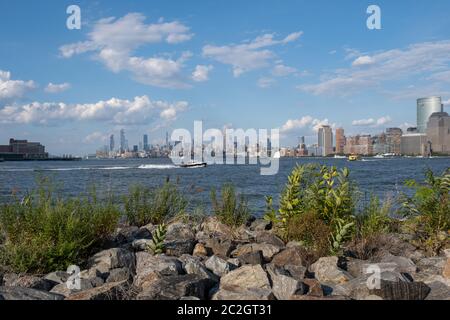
[0,286,64,300]
[5,275,56,291]
[164,240,196,257]
[266,265,305,300]
[303,278,324,297]
[237,251,264,265]
[44,271,70,285]
[250,219,272,232]
[134,252,182,289]
[255,231,284,248]
[113,226,140,245]
[220,265,271,291]
[205,238,236,258]
[212,287,275,300]
[424,281,450,300]
[164,223,197,257]
[137,274,214,300]
[106,268,132,283]
[379,254,417,274]
[443,258,450,280]
[132,239,152,251]
[193,243,210,257]
[310,257,353,285]
[66,281,129,300]
[179,255,219,282]
[284,265,307,281]
[370,280,431,300]
[88,248,135,274]
[49,278,96,297]
[271,247,305,267]
[205,255,237,277]
[231,243,280,261]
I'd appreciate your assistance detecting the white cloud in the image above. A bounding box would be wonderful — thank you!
[60,13,194,88]
[45,82,71,94]
[257,77,275,88]
[84,132,107,144]
[280,116,335,135]
[352,55,374,67]
[0,95,188,126]
[443,99,450,106]
[352,116,392,127]
[202,31,302,77]
[271,64,297,77]
[300,40,450,96]
[0,70,36,101]
[191,65,213,82]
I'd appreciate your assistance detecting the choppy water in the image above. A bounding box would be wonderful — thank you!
[0,157,448,215]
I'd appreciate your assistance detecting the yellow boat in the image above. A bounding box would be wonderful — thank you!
[348,154,361,161]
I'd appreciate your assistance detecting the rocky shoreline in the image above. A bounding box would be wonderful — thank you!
[1,216,449,300]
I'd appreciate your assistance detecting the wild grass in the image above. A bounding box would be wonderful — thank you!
[211,183,250,228]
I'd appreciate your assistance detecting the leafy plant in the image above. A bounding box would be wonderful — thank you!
[147,223,167,255]
[400,168,450,255]
[330,218,355,255]
[211,183,250,228]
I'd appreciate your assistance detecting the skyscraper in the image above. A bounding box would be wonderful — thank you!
[386,128,403,154]
[318,125,333,156]
[143,134,149,151]
[427,111,450,154]
[166,131,169,147]
[109,134,115,152]
[335,128,345,154]
[120,129,126,154]
[417,97,443,133]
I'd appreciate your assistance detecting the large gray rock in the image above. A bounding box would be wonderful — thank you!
[134,252,182,289]
[266,265,305,300]
[205,255,237,277]
[220,265,271,291]
[44,271,70,285]
[164,223,197,256]
[0,286,64,300]
[88,248,135,274]
[205,238,236,257]
[66,281,130,300]
[106,268,132,283]
[271,247,305,267]
[212,287,275,300]
[179,255,219,282]
[380,254,417,274]
[49,278,96,297]
[370,280,431,300]
[200,217,233,238]
[255,231,284,248]
[425,281,450,300]
[237,251,264,265]
[231,243,280,261]
[4,275,56,291]
[250,219,272,232]
[310,257,353,285]
[132,239,152,251]
[137,274,214,300]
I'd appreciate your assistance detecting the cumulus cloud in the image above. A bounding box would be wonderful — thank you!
[60,13,194,88]
[45,82,71,94]
[84,132,107,143]
[280,116,335,135]
[271,63,297,77]
[0,70,36,101]
[191,65,213,82]
[0,95,188,126]
[257,77,275,88]
[443,99,450,106]
[352,115,392,127]
[299,40,450,96]
[202,31,302,77]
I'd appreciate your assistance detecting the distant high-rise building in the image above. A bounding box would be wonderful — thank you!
[385,128,403,154]
[109,134,115,152]
[343,135,373,156]
[318,126,333,156]
[427,111,450,155]
[335,128,345,154]
[133,145,138,153]
[417,97,443,133]
[143,134,149,151]
[120,129,126,153]
[166,131,169,147]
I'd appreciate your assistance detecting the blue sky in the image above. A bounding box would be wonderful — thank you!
[1,0,450,155]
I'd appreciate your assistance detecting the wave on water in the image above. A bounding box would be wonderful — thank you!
[138,164,178,170]
[100,166,131,170]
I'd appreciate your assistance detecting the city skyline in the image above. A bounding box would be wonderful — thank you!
[1,1,450,155]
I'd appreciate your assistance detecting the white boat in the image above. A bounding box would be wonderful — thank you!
[179,160,207,168]
[273,151,281,159]
[373,154,385,158]
[334,155,346,159]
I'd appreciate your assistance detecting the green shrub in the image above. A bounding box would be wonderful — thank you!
[400,168,450,255]
[147,224,167,255]
[124,182,187,227]
[0,182,120,273]
[356,195,393,238]
[265,164,356,243]
[211,184,250,228]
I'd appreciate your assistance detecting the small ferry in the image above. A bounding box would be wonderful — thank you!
[348,154,361,161]
[179,160,207,168]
